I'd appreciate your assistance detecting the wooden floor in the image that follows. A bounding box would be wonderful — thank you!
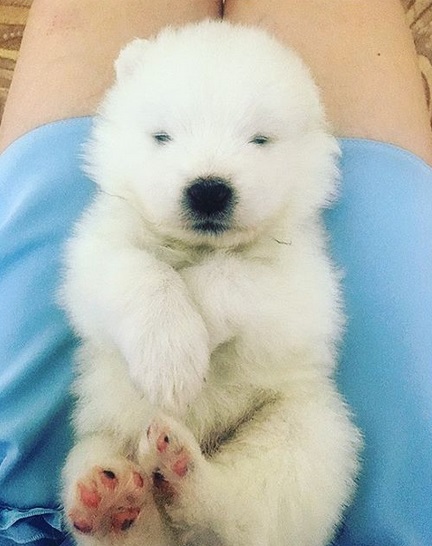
[0,0,431,127]
[0,0,30,120]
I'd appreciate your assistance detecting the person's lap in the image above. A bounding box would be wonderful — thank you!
[1,1,431,545]
[1,0,431,163]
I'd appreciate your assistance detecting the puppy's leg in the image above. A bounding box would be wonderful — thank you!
[142,415,223,545]
[63,346,171,545]
[143,380,360,546]
[63,198,210,411]
[63,435,173,546]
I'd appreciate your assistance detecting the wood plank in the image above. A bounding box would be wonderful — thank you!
[0,46,18,61]
[0,5,29,25]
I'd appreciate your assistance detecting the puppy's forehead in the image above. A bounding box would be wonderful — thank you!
[114,23,322,132]
[139,51,298,114]
[142,34,290,92]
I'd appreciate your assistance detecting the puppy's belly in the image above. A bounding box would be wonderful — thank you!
[199,393,279,458]
[186,374,279,458]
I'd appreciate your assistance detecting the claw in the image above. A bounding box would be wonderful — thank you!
[100,469,118,489]
[156,432,170,453]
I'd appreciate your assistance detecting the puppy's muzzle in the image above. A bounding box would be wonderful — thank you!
[183,177,235,234]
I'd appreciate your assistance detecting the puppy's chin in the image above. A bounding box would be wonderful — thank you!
[191,221,230,236]
[159,221,260,249]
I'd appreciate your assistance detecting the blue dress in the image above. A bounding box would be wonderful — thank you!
[0,118,431,545]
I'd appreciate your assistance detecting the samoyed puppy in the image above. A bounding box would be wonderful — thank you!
[60,19,360,546]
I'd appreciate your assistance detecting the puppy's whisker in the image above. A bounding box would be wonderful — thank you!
[272,237,292,246]
[98,189,127,201]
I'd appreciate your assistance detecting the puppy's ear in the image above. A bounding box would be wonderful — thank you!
[115,38,149,81]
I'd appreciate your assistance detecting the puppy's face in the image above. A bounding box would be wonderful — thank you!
[87,22,339,247]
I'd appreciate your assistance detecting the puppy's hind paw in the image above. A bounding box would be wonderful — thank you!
[66,460,152,538]
[142,416,202,502]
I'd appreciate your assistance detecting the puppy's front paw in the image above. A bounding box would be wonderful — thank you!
[66,459,152,538]
[124,310,210,412]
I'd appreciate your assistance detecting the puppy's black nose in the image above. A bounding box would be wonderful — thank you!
[186,177,233,216]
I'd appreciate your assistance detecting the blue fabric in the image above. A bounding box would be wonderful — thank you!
[327,140,432,546]
[0,118,431,545]
[0,119,94,545]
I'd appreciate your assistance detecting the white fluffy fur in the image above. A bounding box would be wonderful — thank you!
[60,20,361,546]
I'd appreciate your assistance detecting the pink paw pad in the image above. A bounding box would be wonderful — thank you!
[111,507,141,532]
[147,421,194,490]
[68,464,148,537]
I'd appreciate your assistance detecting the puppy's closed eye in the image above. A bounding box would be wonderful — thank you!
[249,135,272,146]
[152,132,172,144]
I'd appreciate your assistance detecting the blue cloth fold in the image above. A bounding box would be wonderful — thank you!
[0,505,67,546]
[0,119,431,545]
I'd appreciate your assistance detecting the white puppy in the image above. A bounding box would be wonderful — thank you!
[60,20,361,546]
